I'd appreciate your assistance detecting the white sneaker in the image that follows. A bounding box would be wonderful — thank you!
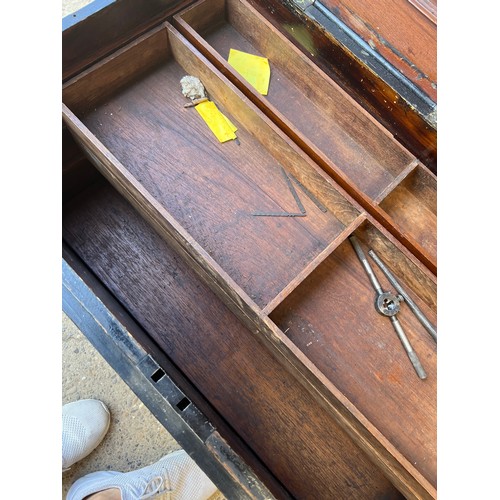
[62,399,110,472]
[66,450,218,500]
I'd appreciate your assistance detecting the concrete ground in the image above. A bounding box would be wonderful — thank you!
[62,3,223,499]
[62,312,182,497]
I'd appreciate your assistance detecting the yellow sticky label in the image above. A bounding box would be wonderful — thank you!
[228,49,270,95]
[195,101,238,143]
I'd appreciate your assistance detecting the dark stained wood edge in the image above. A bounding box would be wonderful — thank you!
[312,0,436,101]
[62,0,194,82]
[62,248,287,499]
[310,1,436,114]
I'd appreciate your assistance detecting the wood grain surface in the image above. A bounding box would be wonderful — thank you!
[271,223,437,486]
[174,0,437,272]
[63,180,404,499]
[75,60,347,309]
[178,0,414,200]
[62,24,436,498]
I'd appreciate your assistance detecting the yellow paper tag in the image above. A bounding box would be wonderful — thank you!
[195,101,238,143]
[228,49,270,95]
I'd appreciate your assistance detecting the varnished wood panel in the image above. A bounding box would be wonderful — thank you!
[320,0,437,101]
[62,180,404,500]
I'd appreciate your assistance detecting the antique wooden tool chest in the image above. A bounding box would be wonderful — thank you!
[62,1,437,498]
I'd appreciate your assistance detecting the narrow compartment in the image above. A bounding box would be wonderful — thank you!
[379,165,437,259]
[175,0,438,273]
[176,0,414,201]
[270,221,437,486]
[62,24,361,309]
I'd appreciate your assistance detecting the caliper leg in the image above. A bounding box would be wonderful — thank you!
[390,316,427,380]
[349,235,427,380]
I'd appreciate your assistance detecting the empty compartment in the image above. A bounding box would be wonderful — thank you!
[62,23,361,309]
[175,0,415,201]
[379,165,437,260]
[270,221,437,486]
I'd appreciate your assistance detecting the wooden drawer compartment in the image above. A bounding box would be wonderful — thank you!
[63,169,404,499]
[62,23,362,310]
[270,220,437,487]
[62,22,436,499]
[174,0,437,272]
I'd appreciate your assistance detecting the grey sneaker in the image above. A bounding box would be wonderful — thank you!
[66,449,218,499]
[62,399,110,472]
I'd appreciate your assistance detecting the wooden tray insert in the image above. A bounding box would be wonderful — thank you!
[62,24,362,310]
[270,220,437,486]
[62,24,436,499]
[174,0,437,269]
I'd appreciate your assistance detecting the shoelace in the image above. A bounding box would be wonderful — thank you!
[140,475,173,499]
